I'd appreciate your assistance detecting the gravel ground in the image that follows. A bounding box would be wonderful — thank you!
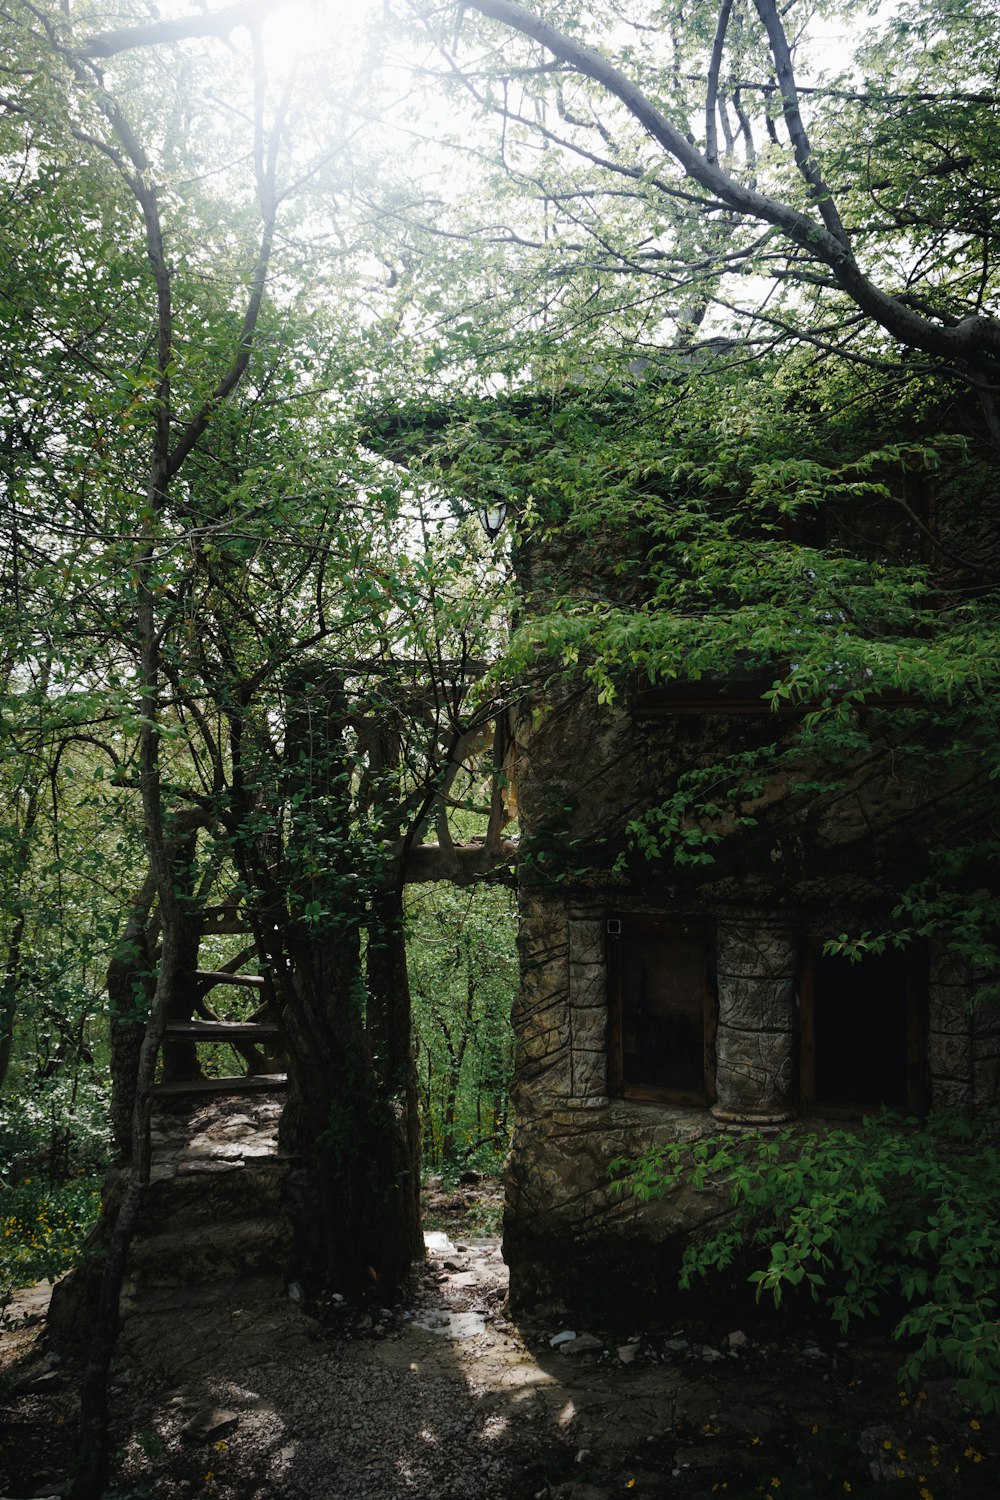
[4,1220,999,1500]
[3,1111,998,1500]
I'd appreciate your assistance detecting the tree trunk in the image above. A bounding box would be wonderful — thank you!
[71,906,184,1498]
[0,777,42,1100]
[274,922,380,1289]
[106,873,157,1157]
[257,900,420,1297]
[366,886,424,1281]
[228,666,424,1296]
[159,835,206,1086]
[0,905,28,1100]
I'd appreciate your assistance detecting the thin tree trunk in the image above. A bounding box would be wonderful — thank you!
[71,910,183,1496]
[107,872,157,1157]
[367,886,423,1282]
[65,20,282,1490]
[0,778,42,1099]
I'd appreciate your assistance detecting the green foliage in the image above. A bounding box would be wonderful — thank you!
[0,1173,102,1289]
[613,1111,1000,1411]
[2,0,999,1346]
[408,883,517,1170]
[448,358,1000,973]
[392,0,1000,969]
[708,1413,997,1500]
[0,1073,111,1183]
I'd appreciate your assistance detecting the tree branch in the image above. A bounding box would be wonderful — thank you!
[463,0,1000,385]
[167,26,287,476]
[751,0,849,248]
[705,0,733,167]
[83,1,275,58]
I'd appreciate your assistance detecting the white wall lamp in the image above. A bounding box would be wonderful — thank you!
[477,500,508,539]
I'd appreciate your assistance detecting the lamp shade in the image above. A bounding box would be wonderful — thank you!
[477,500,508,539]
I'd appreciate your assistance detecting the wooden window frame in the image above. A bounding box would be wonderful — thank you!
[799,942,928,1118]
[607,915,716,1106]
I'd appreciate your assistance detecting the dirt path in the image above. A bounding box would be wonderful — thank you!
[3,1214,998,1500]
[2,1106,997,1500]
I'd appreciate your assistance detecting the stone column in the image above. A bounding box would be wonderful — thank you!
[973,990,1000,1108]
[567,917,609,1106]
[928,946,973,1108]
[712,917,796,1123]
[512,895,573,1106]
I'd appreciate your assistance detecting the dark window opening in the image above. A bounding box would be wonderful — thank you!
[786,473,933,567]
[608,916,715,1103]
[801,947,927,1115]
[634,657,785,716]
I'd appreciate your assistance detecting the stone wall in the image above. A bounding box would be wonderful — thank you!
[505,883,993,1313]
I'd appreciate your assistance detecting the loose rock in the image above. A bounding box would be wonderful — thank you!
[179,1406,240,1444]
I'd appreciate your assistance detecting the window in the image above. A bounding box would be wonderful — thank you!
[608,916,715,1103]
[800,946,927,1115]
[786,472,933,566]
[634,658,785,715]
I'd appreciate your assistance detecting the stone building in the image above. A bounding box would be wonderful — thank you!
[502,486,1000,1317]
[364,391,999,1315]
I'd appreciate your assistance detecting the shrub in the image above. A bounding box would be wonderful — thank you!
[612,1110,1000,1412]
[0,1072,111,1182]
[0,1173,102,1289]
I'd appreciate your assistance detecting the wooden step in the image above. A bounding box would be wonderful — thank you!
[189,970,267,990]
[162,1019,281,1041]
[151,1074,288,1099]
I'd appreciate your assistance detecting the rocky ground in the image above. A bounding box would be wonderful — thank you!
[1,1123,998,1500]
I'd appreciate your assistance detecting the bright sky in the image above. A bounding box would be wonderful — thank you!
[259,0,381,76]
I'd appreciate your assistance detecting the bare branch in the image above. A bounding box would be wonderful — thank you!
[167,25,288,476]
[729,88,756,172]
[705,0,733,167]
[751,0,849,248]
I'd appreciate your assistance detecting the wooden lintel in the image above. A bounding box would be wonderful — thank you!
[198,917,251,936]
[151,1074,287,1098]
[401,839,519,886]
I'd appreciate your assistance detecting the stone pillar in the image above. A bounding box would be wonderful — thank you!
[512,896,573,1106]
[973,990,1000,1108]
[928,946,973,1108]
[567,918,608,1106]
[712,917,796,1123]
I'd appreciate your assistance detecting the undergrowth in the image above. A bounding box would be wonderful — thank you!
[0,1174,102,1291]
[612,1110,1000,1413]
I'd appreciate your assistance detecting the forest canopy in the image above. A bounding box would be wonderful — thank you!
[1,0,999,1483]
